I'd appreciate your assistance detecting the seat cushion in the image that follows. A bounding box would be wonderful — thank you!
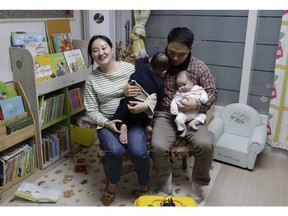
[216,133,249,154]
[214,133,250,168]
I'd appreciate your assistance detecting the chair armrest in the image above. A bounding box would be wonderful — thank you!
[248,124,267,154]
[207,116,224,143]
[204,105,215,126]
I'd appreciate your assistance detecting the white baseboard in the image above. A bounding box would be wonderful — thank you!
[263,146,288,159]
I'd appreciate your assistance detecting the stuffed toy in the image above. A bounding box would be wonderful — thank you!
[115,41,124,61]
[123,43,135,64]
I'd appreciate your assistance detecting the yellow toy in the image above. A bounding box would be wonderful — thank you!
[134,195,198,207]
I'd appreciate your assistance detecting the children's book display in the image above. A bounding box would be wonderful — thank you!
[10,20,91,171]
[0,142,35,186]
[34,53,70,82]
[10,20,86,84]
[0,81,38,194]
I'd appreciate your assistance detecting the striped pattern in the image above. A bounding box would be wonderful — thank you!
[84,62,135,128]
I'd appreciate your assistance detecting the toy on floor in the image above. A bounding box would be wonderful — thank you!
[63,189,75,198]
[134,195,197,207]
[73,158,87,174]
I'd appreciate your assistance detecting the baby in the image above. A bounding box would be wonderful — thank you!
[171,70,208,137]
[112,52,171,144]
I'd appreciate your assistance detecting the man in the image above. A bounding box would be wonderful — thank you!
[150,27,217,204]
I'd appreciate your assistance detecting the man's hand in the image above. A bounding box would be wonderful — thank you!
[104,119,122,133]
[127,101,149,114]
[178,97,197,113]
[124,82,142,97]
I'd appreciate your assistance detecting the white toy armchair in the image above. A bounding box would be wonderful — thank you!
[208,103,267,170]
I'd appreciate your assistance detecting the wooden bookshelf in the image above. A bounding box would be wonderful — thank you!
[10,40,92,170]
[0,81,38,194]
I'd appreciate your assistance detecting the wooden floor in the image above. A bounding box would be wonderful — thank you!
[1,151,288,206]
[207,152,288,206]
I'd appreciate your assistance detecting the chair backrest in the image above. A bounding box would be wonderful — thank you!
[219,103,263,137]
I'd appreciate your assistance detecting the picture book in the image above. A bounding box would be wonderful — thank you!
[45,19,71,53]
[11,33,46,47]
[50,53,70,77]
[10,31,26,48]
[23,42,49,58]
[15,181,63,203]
[34,55,53,83]
[52,33,73,53]
[63,49,87,73]
[0,81,18,100]
[0,95,25,120]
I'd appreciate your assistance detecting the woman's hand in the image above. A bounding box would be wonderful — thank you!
[124,82,142,97]
[128,101,149,114]
[178,97,197,113]
[104,119,122,134]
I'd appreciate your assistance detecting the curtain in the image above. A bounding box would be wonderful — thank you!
[130,10,150,59]
[267,10,288,151]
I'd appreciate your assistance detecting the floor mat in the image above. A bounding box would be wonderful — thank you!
[2,144,221,207]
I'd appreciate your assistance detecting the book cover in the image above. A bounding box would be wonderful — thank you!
[10,31,26,48]
[0,80,18,100]
[0,95,25,120]
[45,19,71,53]
[38,96,47,128]
[15,181,63,203]
[34,55,53,82]
[11,33,46,47]
[50,53,70,77]
[52,33,73,53]
[5,158,14,184]
[0,158,6,186]
[76,88,84,108]
[6,116,33,134]
[63,49,87,73]
[23,42,49,59]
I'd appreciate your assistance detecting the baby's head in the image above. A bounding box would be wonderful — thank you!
[176,70,193,93]
[150,52,171,77]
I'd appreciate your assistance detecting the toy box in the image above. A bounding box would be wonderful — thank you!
[70,124,96,147]
[134,195,198,207]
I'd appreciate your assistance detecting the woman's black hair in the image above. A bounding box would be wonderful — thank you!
[88,35,113,65]
[167,27,194,49]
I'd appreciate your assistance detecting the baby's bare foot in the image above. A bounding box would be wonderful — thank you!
[188,122,199,131]
[179,128,187,137]
[119,124,128,144]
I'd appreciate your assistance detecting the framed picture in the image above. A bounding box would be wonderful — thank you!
[0,10,74,22]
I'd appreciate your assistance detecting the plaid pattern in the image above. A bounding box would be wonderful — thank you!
[157,56,217,113]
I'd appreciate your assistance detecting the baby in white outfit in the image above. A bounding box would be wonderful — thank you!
[170,70,208,137]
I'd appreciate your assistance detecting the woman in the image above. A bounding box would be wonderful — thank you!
[84,35,152,206]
